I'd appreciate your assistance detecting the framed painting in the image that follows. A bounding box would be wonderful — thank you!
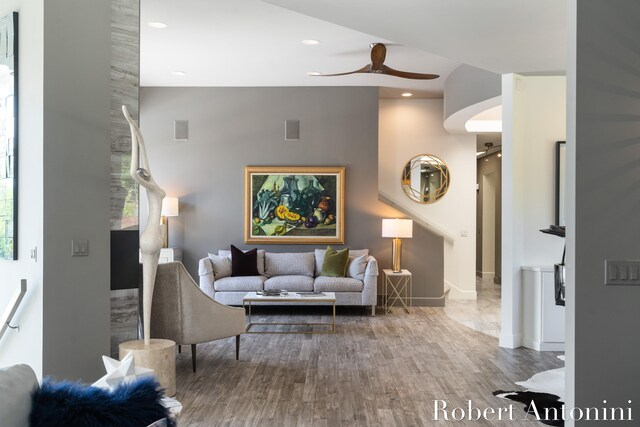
[245,166,345,244]
[0,12,18,260]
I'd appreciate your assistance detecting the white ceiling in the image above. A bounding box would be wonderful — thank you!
[140,0,460,96]
[264,0,566,75]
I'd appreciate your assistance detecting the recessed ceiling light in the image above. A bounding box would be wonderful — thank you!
[302,39,320,46]
[307,71,321,76]
[147,22,168,29]
[401,92,413,97]
[171,71,187,76]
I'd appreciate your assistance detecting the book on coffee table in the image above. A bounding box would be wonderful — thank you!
[257,289,288,296]
[296,292,326,297]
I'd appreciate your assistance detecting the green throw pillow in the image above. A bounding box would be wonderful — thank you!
[321,246,350,277]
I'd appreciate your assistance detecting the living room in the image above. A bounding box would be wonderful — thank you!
[1,0,639,426]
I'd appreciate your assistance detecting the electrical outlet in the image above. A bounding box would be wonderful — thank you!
[605,260,640,285]
[71,240,89,257]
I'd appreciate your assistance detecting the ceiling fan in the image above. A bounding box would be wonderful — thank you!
[312,43,440,80]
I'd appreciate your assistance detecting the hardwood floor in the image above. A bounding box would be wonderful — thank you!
[173,306,563,426]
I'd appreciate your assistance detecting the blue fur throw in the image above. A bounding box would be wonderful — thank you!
[29,376,175,427]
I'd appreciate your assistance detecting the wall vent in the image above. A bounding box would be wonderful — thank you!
[284,120,300,141]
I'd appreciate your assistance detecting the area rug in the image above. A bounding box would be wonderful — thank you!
[494,356,565,426]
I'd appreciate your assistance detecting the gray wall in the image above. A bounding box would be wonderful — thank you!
[42,0,111,380]
[140,87,444,305]
[567,0,640,419]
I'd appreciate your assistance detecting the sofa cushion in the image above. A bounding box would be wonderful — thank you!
[214,275,267,292]
[314,276,364,292]
[347,254,368,280]
[207,254,232,279]
[0,364,38,427]
[315,249,369,276]
[321,246,350,277]
[219,249,265,275]
[230,245,259,277]
[264,275,314,292]
[264,252,315,278]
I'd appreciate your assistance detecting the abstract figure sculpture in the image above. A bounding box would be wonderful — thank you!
[122,105,166,345]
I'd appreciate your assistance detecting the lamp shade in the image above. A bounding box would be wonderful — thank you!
[161,197,179,217]
[382,218,413,238]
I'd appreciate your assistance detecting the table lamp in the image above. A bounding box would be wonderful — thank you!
[382,218,413,272]
[161,197,179,248]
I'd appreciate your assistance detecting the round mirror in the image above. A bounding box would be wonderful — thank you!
[401,154,450,204]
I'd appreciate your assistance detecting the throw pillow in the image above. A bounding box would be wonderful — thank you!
[321,246,350,277]
[29,377,174,427]
[207,253,232,279]
[230,245,259,276]
[347,254,368,280]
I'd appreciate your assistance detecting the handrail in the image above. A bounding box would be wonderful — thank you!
[0,279,27,340]
[378,191,456,243]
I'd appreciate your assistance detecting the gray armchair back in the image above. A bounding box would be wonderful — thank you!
[150,262,245,371]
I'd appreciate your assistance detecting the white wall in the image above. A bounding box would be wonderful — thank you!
[379,99,477,299]
[501,75,566,348]
[0,0,44,378]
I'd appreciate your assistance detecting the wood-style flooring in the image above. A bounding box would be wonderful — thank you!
[173,305,562,426]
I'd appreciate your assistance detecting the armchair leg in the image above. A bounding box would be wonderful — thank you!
[372,305,376,317]
[235,335,240,360]
[191,344,197,373]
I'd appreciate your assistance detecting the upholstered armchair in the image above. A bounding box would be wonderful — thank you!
[151,262,246,372]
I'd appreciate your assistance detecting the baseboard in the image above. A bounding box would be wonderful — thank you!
[444,281,452,294]
[522,338,565,352]
[499,333,523,349]
[481,271,495,278]
[447,282,477,300]
[476,270,482,278]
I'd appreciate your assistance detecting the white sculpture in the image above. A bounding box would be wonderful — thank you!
[92,352,154,391]
[123,105,166,346]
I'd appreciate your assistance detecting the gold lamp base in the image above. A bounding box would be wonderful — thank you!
[391,237,403,273]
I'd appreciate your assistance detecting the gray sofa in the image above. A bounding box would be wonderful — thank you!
[198,249,378,316]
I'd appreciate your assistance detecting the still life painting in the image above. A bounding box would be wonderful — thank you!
[245,166,345,244]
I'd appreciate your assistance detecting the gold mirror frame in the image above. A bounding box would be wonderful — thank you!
[401,154,450,204]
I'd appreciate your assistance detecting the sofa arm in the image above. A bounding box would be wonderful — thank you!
[198,257,215,298]
[361,256,378,309]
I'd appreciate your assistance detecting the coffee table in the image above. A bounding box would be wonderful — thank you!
[242,292,336,334]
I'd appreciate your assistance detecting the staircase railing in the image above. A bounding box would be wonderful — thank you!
[378,191,456,242]
[0,279,27,341]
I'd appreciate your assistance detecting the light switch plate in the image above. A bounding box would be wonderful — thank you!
[605,260,640,285]
[72,240,89,257]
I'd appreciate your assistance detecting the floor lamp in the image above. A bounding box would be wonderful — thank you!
[382,219,413,273]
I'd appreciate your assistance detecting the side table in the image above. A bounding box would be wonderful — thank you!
[383,269,412,314]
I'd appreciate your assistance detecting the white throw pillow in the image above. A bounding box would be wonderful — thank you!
[208,253,232,279]
[347,254,368,280]
[0,364,39,427]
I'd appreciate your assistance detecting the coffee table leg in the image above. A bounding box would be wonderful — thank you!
[332,302,336,333]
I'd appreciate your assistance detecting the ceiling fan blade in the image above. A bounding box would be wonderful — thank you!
[313,64,371,77]
[381,65,440,80]
[370,43,387,69]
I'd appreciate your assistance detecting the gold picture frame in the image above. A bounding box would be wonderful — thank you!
[245,166,345,244]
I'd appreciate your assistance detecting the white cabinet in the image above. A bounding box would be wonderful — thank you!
[521,266,565,351]
[139,248,182,264]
